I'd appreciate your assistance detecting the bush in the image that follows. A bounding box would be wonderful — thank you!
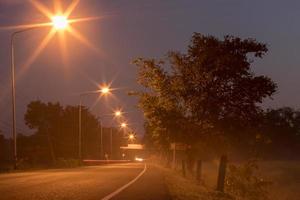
[225,160,271,200]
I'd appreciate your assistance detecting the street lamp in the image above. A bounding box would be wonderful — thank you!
[108,110,123,158]
[120,122,128,145]
[121,122,127,128]
[101,87,110,94]
[114,110,122,117]
[78,86,111,161]
[52,16,69,30]
[10,15,69,169]
[129,134,135,140]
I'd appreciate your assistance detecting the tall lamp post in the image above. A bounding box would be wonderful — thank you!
[110,110,122,158]
[120,122,127,136]
[98,117,103,159]
[120,122,128,146]
[78,86,110,161]
[128,134,135,143]
[11,16,69,169]
[97,110,123,159]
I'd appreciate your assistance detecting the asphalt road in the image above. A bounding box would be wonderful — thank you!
[0,163,171,200]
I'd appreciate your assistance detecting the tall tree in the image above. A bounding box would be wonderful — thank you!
[25,101,63,162]
[134,33,277,153]
[24,101,102,162]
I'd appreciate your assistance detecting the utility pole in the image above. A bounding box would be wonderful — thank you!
[78,97,82,161]
[100,119,103,159]
[110,127,113,159]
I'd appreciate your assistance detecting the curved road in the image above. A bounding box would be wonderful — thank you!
[0,163,171,200]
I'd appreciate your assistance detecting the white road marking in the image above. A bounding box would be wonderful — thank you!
[101,164,147,200]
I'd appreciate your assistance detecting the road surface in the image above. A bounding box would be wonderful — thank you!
[0,163,171,200]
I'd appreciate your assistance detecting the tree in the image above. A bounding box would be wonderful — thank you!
[257,107,300,159]
[24,101,102,163]
[24,101,63,162]
[0,133,11,167]
[134,33,277,154]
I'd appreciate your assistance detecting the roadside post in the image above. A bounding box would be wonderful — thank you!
[216,155,228,192]
[182,159,186,177]
[170,142,187,169]
[196,160,202,182]
[170,143,176,169]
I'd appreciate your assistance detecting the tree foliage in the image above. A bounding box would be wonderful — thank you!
[134,33,277,151]
[22,100,124,165]
[257,107,300,159]
[24,100,100,162]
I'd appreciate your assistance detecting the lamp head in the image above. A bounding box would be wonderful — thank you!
[121,123,127,128]
[101,87,110,94]
[115,111,122,117]
[129,134,134,140]
[52,15,68,30]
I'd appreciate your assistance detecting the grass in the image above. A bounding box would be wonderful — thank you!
[197,160,300,200]
[154,160,300,200]
[258,161,300,200]
[155,164,233,200]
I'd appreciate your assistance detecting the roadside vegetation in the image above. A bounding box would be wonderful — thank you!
[161,166,215,200]
[0,101,126,170]
[133,32,300,199]
[155,159,300,200]
[133,32,300,161]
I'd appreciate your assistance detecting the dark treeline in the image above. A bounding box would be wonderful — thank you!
[142,106,300,160]
[258,107,300,159]
[134,33,300,161]
[0,100,126,168]
[223,107,300,160]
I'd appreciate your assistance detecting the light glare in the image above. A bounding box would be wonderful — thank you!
[52,15,68,30]
[115,111,122,117]
[121,123,127,128]
[129,134,134,140]
[101,87,110,94]
[135,157,144,162]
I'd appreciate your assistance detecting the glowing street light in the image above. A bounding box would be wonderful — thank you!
[52,15,69,30]
[100,86,110,94]
[10,0,97,169]
[128,134,135,144]
[129,134,135,140]
[99,110,123,160]
[114,110,122,117]
[10,14,70,170]
[78,85,112,160]
[121,123,127,128]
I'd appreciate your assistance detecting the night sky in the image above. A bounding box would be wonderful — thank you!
[0,0,299,138]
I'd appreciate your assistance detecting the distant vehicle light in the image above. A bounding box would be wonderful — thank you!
[135,157,144,162]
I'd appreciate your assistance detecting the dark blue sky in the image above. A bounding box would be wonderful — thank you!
[0,0,299,137]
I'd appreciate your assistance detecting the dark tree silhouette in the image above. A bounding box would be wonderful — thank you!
[0,133,5,160]
[24,101,101,163]
[258,107,300,159]
[18,100,126,166]
[133,33,277,154]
